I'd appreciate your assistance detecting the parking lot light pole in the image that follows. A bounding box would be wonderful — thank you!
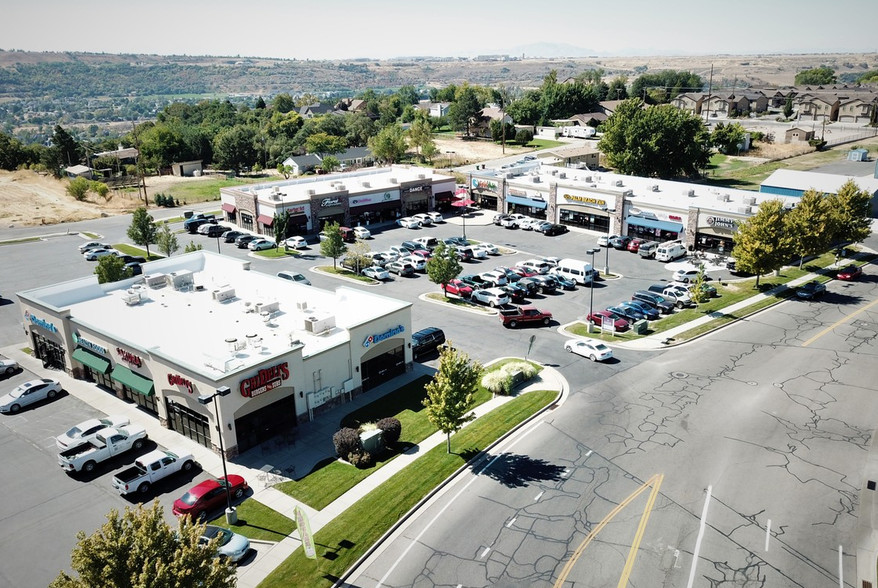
[604,242,610,276]
[198,386,236,524]
[587,248,599,333]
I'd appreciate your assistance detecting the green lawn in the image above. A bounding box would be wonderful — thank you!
[318,266,377,284]
[0,236,41,245]
[257,389,557,588]
[160,178,267,204]
[113,243,163,261]
[206,499,296,542]
[254,246,301,259]
[526,139,566,149]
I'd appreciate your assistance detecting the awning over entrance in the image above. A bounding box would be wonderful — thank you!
[111,366,155,396]
[287,214,308,225]
[221,203,237,213]
[72,347,110,374]
[626,216,683,233]
[257,214,274,226]
[506,195,547,209]
[435,191,453,201]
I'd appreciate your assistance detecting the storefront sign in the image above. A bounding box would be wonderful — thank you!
[73,333,107,355]
[562,193,607,207]
[407,185,425,193]
[363,325,405,348]
[284,205,306,214]
[669,214,683,222]
[117,347,143,368]
[471,179,499,193]
[167,373,194,394]
[706,216,737,229]
[350,191,399,206]
[320,197,341,208]
[240,361,290,398]
[24,310,58,333]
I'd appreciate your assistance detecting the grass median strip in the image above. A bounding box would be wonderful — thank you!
[206,499,296,542]
[258,388,557,588]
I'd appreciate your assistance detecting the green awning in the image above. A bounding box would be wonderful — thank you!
[72,347,110,374]
[111,365,155,396]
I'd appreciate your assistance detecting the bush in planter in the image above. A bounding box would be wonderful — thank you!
[348,450,373,469]
[376,417,402,445]
[333,427,361,459]
[502,361,537,380]
[481,370,513,396]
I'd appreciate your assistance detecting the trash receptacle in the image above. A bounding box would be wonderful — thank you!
[633,319,648,335]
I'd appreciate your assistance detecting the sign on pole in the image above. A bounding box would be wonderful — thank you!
[295,506,317,559]
[526,334,536,361]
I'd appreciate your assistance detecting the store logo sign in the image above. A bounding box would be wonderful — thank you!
[24,311,58,333]
[669,214,683,222]
[240,361,290,398]
[117,347,143,368]
[320,197,341,208]
[73,332,107,355]
[363,325,405,348]
[563,193,606,207]
[167,373,194,394]
[471,179,498,193]
[707,216,737,229]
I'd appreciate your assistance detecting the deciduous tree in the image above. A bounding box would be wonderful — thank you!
[785,189,832,267]
[305,132,347,157]
[448,86,482,137]
[156,223,179,258]
[711,122,747,154]
[730,200,793,288]
[94,255,130,284]
[794,66,836,86]
[408,111,435,159]
[213,125,258,173]
[368,123,407,164]
[423,344,482,453]
[827,179,872,245]
[426,242,463,298]
[49,501,234,588]
[321,155,340,173]
[319,221,347,269]
[127,207,157,259]
[67,177,91,201]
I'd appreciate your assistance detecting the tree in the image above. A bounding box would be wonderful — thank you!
[711,122,747,154]
[184,241,203,252]
[213,125,258,173]
[448,86,482,136]
[630,71,704,104]
[127,207,157,259]
[67,177,91,201]
[91,181,110,200]
[606,76,629,100]
[156,223,179,258]
[423,344,482,453]
[827,179,873,245]
[52,125,83,167]
[421,141,439,163]
[689,263,710,304]
[321,155,340,173]
[408,111,435,160]
[277,163,293,179]
[346,240,372,274]
[305,132,347,157]
[426,242,463,298]
[783,96,794,119]
[368,123,407,164]
[785,189,832,267]
[319,221,347,269]
[273,210,291,247]
[94,255,130,284]
[598,98,711,178]
[397,84,420,106]
[730,200,793,288]
[49,501,234,588]
[271,93,296,114]
[794,66,836,86]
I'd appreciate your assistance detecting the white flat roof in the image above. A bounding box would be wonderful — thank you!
[21,252,410,379]
[761,169,878,195]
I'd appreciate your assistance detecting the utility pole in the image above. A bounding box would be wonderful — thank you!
[130,121,148,205]
[704,64,714,123]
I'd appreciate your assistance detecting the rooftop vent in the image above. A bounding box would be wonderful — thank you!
[144,273,167,289]
[306,189,316,196]
[417,173,426,179]
[649,184,659,192]
[717,193,730,202]
[737,206,752,214]
[743,196,756,205]
[614,180,623,187]
[559,172,567,179]
[389,177,398,184]
[361,181,370,188]
[212,286,236,303]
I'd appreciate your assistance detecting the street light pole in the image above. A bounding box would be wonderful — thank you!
[198,386,235,524]
[587,248,598,333]
[604,243,610,276]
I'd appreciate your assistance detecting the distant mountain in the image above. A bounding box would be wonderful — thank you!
[502,43,600,59]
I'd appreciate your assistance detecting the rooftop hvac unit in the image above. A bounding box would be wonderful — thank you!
[296,300,308,311]
[417,173,426,179]
[737,206,752,214]
[389,177,398,184]
[684,189,695,197]
[559,172,566,179]
[255,300,279,314]
[743,196,756,205]
[550,170,558,176]
[335,184,346,191]
[505,172,514,179]
[306,189,316,196]
[212,286,236,302]
[361,181,370,188]
[614,180,623,187]
[122,290,144,306]
[532,176,541,183]
[167,270,194,291]
[270,193,280,201]
[272,186,280,195]
[144,273,167,289]
[649,184,659,192]
[716,193,730,202]
[583,175,592,182]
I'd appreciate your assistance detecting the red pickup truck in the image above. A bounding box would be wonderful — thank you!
[498,305,553,328]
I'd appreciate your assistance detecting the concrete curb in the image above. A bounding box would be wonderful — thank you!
[332,364,568,587]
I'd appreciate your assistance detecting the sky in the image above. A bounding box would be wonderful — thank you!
[5,0,877,60]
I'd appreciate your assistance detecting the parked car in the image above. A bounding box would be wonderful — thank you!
[518,218,540,231]
[474,242,499,256]
[648,283,694,308]
[597,234,620,247]
[386,261,416,277]
[533,221,555,233]
[637,241,660,259]
[632,290,675,314]
[516,277,541,296]
[412,327,446,357]
[413,236,439,250]
[609,235,632,249]
[0,357,19,377]
[548,271,576,290]
[516,259,552,275]
[200,525,251,564]
[796,280,826,299]
[399,255,426,271]
[173,476,249,522]
[454,246,474,262]
[235,234,259,248]
[408,249,432,262]
[0,378,63,413]
[399,240,421,253]
[466,246,488,260]
[471,288,511,307]
[56,414,130,450]
[84,248,118,261]
[543,223,569,236]
[586,310,630,332]
[501,282,529,303]
[444,279,473,298]
[111,448,194,495]
[397,217,421,229]
[117,254,147,264]
[276,271,311,286]
[479,270,508,286]
[530,275,558,293]
[493,214,512,226]
[672,268,707,283]
[224,230,246,243]
[78,241,109,253]
[498,305,553,328]
[283,236,308,250]
[426,211,444,224]
[362,266,391,280]
[411,213,433,227]
[622,300,661,320]
[564,338,613,362]
[58,425,148,473]
[248,238,275,251]
[512,266,539,278]
[627,238,648,253]
[689,282,718,298]
[837,264,862,281]
[125,262,143,276]
[353,226,371,239]
[494,267,522,283]
[197,223,229,236]
[608,304,647,322]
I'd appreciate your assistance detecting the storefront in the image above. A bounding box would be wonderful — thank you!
[25,311,65,370]
[111,365,158,415]
[434,191,454,212]
[471,177,500,211]
[221,202,237,224]
[281,205,310,235]
[315,197,346,229]
[696,215,738,253]
[359,325,407,392]
[625,211,684,242]
[505,191,548,220]
[557,190,612,233]
[349,190,401,226]
[257,214,274,236]
[401,185,431,216]
[234,395,298,454]
[166,398,211,448]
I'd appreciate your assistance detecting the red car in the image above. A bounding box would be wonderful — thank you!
[409,249,432,261]
[444,279,473,298]
[173,475,249,521]
[627,238,647,253]
[836,264,862,281]
[511,266,539,278]
[586,310,630,332]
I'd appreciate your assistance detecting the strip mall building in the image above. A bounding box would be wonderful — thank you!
[17,252,412,458]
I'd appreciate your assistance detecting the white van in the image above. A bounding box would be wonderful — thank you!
[553,258,596,285]
[655,241,687,262]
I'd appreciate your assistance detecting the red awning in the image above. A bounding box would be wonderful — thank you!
[435,191,453,201]
[257,214,274,226]
[221,203,236,213]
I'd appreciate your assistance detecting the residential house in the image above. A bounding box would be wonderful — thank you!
[796,93,839,121]
[472,106,513,138]
[282,147,374,176]
[170,160,203,177]
[702,93,735,117]
[837,96,875,123]
[298,103,337,118]
[282,154,323,175]
[416,100,452,118]
[64,164,93,179]
[671,93,706,115]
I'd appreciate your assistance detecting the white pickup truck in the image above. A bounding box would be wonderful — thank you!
[58,425,148,473]
[111,448,195,495]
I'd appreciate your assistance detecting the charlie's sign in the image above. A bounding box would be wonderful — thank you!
[240,362,290,398]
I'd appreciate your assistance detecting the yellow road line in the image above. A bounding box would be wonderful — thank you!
[802,296,878,347]
[554,474,662,588]
[617,474,664,587]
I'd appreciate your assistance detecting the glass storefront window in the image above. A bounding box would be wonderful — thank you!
[559,209,609,233]
[240,213,254,232]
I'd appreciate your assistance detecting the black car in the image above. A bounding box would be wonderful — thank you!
[609,235,632,249]
[412,327,446,358]
[796,280,826,299]
[531,275,558,293]
[235,234,259,248]
[117,254,146,264]
[502,283,529,303]
[631,290,675,314]
[400,240,421,253]
[608,304,645,322]
[445,236,468,247]
[224,230,246,243]
[516,277,541,296]
[625,300,661,320]
[543,223,569,236]
[494,267,522,283]
[124,262,143,276]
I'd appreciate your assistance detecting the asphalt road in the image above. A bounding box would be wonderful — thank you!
[345,267,878,587]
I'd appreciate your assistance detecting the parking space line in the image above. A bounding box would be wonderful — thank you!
[686,485,713,588]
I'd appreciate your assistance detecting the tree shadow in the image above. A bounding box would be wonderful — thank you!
[231,520,290,539]
[470,452,568,488]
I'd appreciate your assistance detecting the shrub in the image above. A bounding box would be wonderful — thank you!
[348,451,373,469]
[481,371,513,395]
[502,361,537,380]
[376,417,402,445]
[515,129,533,144]
[333,427,361,458]
[67,177,90,201]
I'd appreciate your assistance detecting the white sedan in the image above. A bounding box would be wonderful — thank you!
[353,226,371,239]
[78,241,109,253]
[0,379,63,414]
[283,236,308,250]
[672,268,707,283]
[362,266,391,280]
[474,242,499,256]
[397,217,421,229]
[564,338,613,362]
[0,357,19,376]
[411,213,433,227]
[56,414,131,450]
[426,211,444,223]
[471,288,510,307]
[248,238,275,251]
[83,248,118,261]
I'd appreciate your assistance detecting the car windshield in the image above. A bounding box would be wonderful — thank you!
[594,343,609,351]
[202,526,233,546]
[179,491,199,506]
[66,425,83,437]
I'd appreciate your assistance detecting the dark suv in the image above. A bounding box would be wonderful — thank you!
[411,327,446,358]
[631,290,675,314]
